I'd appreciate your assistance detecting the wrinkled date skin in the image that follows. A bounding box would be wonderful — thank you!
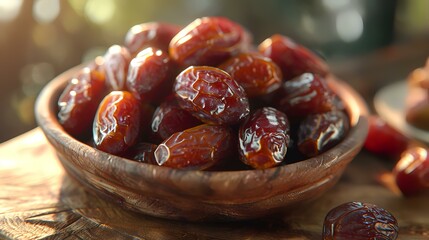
[323,202,399,240]
[126,48,175,104]
[275,73,335,120]
[103,45,131,90]
[58,67,106,137]
[57,18,353,172]
[93,91,141,155]
[154,124,233,170]
[169,16,249,66]
[122,142,158,165]
[124,22,181,55]
[258,34,329,81]
[174,66,250,125]
[239,107,290,169]
[151,97,201,142]
[298,110,349,157]
[364,115,409,158]
[219,53,283,97]
[394,146,429,196]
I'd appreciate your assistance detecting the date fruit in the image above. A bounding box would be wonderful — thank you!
[151,97,201,141]
[364,115,408,157]
[169,16,249,66]
[258,34,329,81]
[174,66,250,125]
[323,202,398,240]
[298,110,349,157]
[103,45,131,90]
[126,47,175,103]
[405,58,429,131]
[93,91,141,154]
[122,142,158,165]
[58,66,106,137]
[219,53,283,97]
[393,146,429,196]
[275,73,335,120]
[239,107,290,169]
[154,124,233,170]
[124,22,181,55]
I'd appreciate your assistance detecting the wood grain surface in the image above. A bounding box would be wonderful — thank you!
[0,128,428,239]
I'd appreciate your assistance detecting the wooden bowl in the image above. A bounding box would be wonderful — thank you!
[35,65,369,221]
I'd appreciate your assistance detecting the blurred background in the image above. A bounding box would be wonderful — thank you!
[0,0,429,142]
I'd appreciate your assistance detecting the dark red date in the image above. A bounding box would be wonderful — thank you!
[275,73,335,120]
[169,16,249,66]
[154,124,233,170]
[258,34,329,81]
[58,67,106,137]
[126,47,175,104]
[219,53,282,97]
[298,110,349,157]
[239,107,290,169]
[364,115,408,158]
[393,146,429,196]
[103,45,131,90]
[174,66,250,125]
[151,97,201,141]
[122,142,158,165]
[323,202,398,240]
[124,22,181,55]
[93,91,140,154]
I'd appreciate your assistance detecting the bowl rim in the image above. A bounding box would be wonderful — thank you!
[35,65,369,186]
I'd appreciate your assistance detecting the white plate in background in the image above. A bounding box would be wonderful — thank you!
[374,81,429,145]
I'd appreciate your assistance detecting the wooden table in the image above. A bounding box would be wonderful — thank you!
[0,128,428,239]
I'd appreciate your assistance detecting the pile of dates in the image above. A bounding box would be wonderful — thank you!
[364,58,429,197]
[365,114,429,197]
[57,16,350,170]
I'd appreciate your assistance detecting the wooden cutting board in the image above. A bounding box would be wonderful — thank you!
[0,128,428,239]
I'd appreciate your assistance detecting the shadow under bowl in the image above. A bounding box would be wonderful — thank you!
[35,65,369,221]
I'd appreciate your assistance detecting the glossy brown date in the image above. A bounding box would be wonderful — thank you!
[298,110,349,157]
[126,47,175,104]
[393,146,429,196]
[154,124,233,170]
[258,34,329,81]
[93,91,140,154]
[124,22,181,55]
[323,202,398,240]
[151,97,201,142]
[174,66,250,125]
[219,53,282,97]
[169,16,249,66]
[239,107,290,169]
[58,66,106,137]
[274,73,335,120]
[103,45,131,90]
[122,142,158,165]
